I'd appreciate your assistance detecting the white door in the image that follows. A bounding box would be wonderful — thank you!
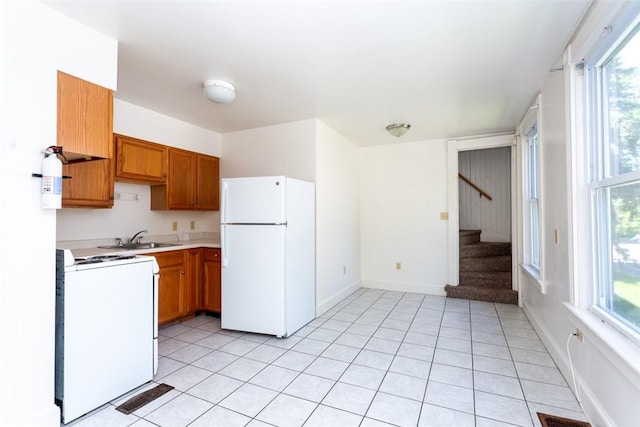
[222,224,286,336]
[222,176,286,224]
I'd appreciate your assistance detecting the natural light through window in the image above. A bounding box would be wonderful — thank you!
[527,125,541,270]
[591,23,640,335]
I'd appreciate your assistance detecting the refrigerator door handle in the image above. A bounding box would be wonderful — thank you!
[221,181,229,224]
[221,224,228,267]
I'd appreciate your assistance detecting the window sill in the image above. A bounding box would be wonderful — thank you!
[564,302,640,386]
[520,263,547,294]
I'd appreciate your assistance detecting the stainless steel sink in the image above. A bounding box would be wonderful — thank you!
[98,242,180,250]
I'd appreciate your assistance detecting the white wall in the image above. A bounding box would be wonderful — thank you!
[315,121,361,314]
[360,139,449,295]
[221,119,316,182]
[518,3,640,424]
[0,2,117,425]
[56,100,221,242]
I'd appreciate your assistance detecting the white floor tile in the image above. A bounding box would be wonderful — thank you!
[321,343,361,363]
[366,392,422,427]
[379,371,427,401]
[474,391,533,427]
[474,370,524,399]
[256,394,317,427]
[161,364,213,392]
[218,383,278,418]
[190,349,238,372]
[187,373,244,403]
[272,350,317,371]
[473,354,517,377]
[418,403,475,427]
[292,337,331,355]
[165,343,212,364]
[322,382,376,415]
[144,393,213,427]
[248,364,299,391]
[423,381,475,414]
[304,356,349,380]
[283,373,336,402]
[514,361,567,386]
[396,342,434,361]
[433,348,473,369]
[364,337,402,354]
[389,356,431,380]
[304,404,363,427]
[520,380,581,412]
[244,343,287,363]
[340,364,386,390]
[219,338,261,356]
[189,405,251,427]
[353,349,394,370]
[218,357,267,381]
[429,363,473,389]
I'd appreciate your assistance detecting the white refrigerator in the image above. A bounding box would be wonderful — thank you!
[221,176,316,337]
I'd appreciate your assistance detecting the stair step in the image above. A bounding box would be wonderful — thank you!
[444,284,518,305]
[460,255,512,272]
[459,271,512,289]
[460,242,511,258]
[459,229,481,246]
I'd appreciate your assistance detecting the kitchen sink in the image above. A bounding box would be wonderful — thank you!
[98,242,181,250]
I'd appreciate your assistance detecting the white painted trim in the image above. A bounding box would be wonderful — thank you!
[523,301,612,427]
[361,279,446,296]
[315,281,361,317]
[447,134,517,288]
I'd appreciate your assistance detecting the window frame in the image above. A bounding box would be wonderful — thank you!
[584,16,640,342]
[520,96,543,283]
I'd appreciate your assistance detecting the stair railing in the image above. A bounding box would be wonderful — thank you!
[458,173,493,201]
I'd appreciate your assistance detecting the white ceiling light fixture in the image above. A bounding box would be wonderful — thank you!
[203,79,236,104]
[386,123,411,137]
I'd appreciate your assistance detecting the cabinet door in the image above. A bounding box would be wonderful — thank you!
[115,134,167,183]
[62,159,114,208]
[57,71,112,159]
[184,248,203,316]
[196,155,220,210]
[167,149,197,209]
[202,248,222,313]
[151,251,185,325]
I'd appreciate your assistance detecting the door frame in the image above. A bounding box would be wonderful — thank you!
[446,133,518,294]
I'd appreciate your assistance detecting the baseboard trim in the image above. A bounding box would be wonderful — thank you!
[522,301,610,427]
[316,281,362,316]
[361,279,446,296]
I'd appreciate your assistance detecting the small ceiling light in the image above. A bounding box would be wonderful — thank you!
[386,123,411,137]
[203,79,236,104]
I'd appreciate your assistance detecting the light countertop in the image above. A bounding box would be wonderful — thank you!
[57,233,221,259]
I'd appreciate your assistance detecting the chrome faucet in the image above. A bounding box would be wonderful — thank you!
[128,229,148,244]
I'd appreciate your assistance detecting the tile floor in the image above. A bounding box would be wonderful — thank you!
[67,289,589,427]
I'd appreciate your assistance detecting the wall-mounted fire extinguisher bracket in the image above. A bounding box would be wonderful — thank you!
[31,146,66,209]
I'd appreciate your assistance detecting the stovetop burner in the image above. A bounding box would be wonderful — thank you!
[74,255,137,265]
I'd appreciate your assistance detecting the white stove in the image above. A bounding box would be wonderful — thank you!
[55,249,160,424]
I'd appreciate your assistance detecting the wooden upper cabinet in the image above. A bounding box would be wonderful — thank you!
[167,148,197,209]
[197,155,220,210]
[62,159,115,208]
[57,71,113,159]
[151,148,220,211]
[58,71,115,208]
[115,134,167,184]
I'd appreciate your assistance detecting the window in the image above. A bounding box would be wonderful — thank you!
[526,125,541,269]
[589,23,640,335]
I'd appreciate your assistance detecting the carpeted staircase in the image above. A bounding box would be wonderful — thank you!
[444,229,518,304]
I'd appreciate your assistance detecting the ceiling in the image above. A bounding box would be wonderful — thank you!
[44,0,592,147]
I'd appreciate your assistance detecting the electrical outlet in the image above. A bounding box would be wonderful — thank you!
[575,329,584,342]
[396,262,402,270]
[172,221,178,231]
[190,220,195,230]
[440,212,449,220]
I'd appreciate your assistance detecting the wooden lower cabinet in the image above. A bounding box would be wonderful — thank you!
[202,248,222,313]
[149,247,221,325]
[150,250,185,325]
[184,248,203,317]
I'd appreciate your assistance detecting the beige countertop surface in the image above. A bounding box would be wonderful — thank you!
[58,233,221,259]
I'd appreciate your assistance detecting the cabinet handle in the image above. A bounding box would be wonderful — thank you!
[181,269,185,275]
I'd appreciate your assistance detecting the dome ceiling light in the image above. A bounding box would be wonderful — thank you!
[203,79,236,104]
[386,123,411,137]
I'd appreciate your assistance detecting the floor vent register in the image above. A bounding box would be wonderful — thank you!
[116,383,174,414]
